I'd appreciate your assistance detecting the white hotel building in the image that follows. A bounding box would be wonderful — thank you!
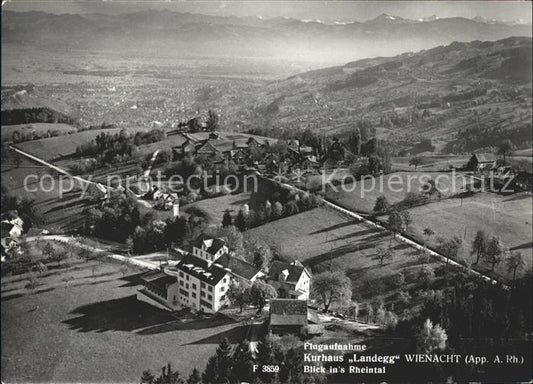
[137,235,263,313]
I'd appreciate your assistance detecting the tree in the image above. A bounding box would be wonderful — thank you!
[12,130,21,143]
[366,305,375,323]
[65,239,77,259]
[471,230,488,264]
[416,319,448,353]
[153,363,183,384]
[26,272,39,291]
[140,370,155,384]
[14,154,22,168]
[506,251,524,281]
[206,110,219,132]
[421,179,441,199]
[216,225,244,258]
[423,228,434,243]
[486,236,505,272]
[373,195,389,214]
[376,247,393,266]
[235,209,247,232]
[347,301,359,321]
[248,241,272,271]
[271,201,283,219]
[387,209,403,244]
[51,249,68,267]
[187,369,202,384]
[312,271,352,312]
[164,217,188,248]
[409,156,422,170]
[255,337,275,382]
[222,209,232,227]
[79,239,93,262]
[436,236,462,268]
[42,242,54,259]
[249,280,277,313]
[227,280,251,312]
[391,271,405,288]
[202,338,232,384]
[230,341,253,384]
[284,200,299,216]
[497,139,514,163]
[418,265,435,287]
[400,210,412,230]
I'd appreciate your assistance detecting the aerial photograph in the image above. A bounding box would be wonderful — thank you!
[1,1,531,383]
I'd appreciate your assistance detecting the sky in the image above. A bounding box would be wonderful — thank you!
[3,0,532,23]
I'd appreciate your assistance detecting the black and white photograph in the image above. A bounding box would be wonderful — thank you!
[1,1,532,383]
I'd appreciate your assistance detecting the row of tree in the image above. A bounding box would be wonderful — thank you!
[141,336,326,384]
[74,129,166,166]
[227,195,320,233]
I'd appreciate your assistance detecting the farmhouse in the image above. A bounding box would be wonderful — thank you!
[466,153,496,171]
[269,298,322,335]
[137,235,263,313]
[1,216,24,260]
[172,140,197,159]
[266,260,311,300]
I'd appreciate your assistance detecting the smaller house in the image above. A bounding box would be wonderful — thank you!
[466,153,496,171]
[172,140,197,160]
[266,260,311,300]
[1,216,24,260]
[269,299,308,335]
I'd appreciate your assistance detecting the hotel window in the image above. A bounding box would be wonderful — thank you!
[207,294,212,301]
[220,286,225,292]
[201,291,206,298]
[186,275,189,281]
[186,283,189,289]
[192,283,197,290]
[179,280,184,287]
[201,282,206,289]
[192,292,197,299]
[179,272,184,278]
[208,286,213,292]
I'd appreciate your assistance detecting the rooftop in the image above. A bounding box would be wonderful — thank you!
[175,253,229,285]
[216,254,261,280]
[268,260,307,283]
[140,270,176,291]
[192,234,226,256]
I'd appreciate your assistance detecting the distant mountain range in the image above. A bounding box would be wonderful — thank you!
[236,36,532,153]
[2,10,531,63]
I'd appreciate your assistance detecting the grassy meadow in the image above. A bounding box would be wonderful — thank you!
[246,206,454,307]
[401,192,533,280]
[1,251,245,382]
